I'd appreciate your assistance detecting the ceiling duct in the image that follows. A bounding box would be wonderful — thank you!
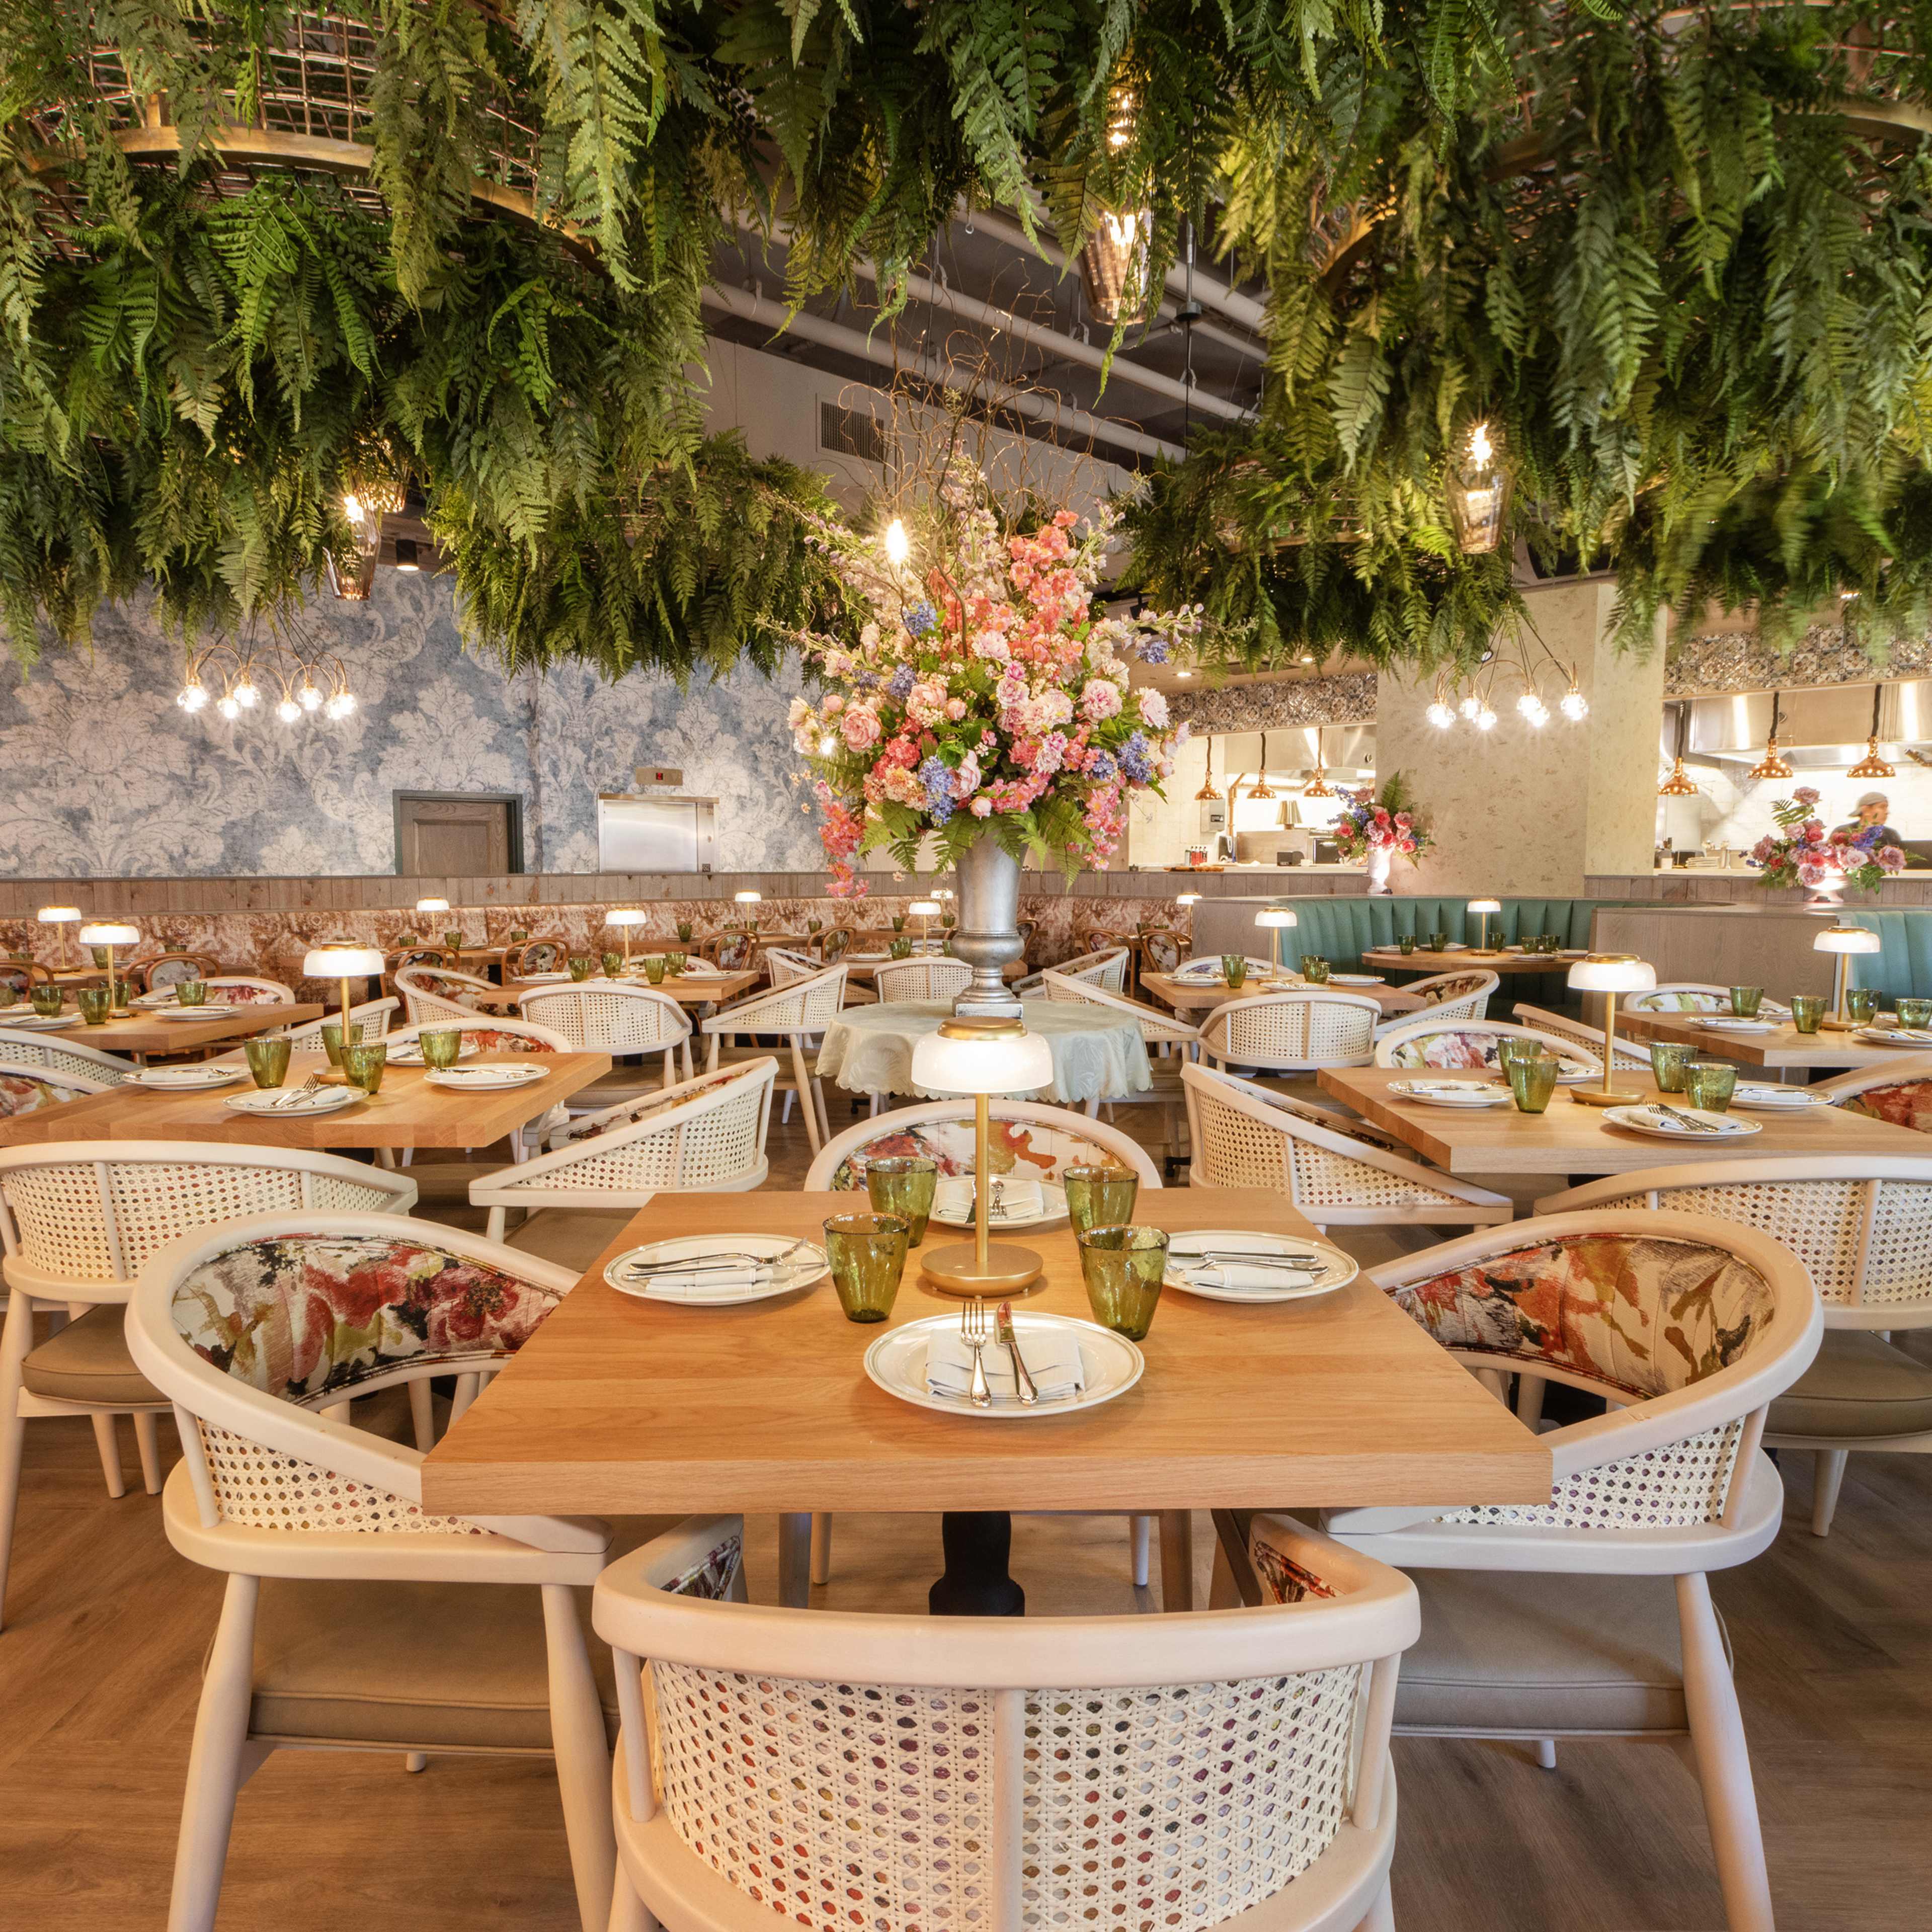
[1682,683,1932,771]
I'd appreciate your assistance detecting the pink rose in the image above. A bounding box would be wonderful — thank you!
[970,795,993,818]
[1794,786,1821,806]
[1798,862,1827,888]
[1080,679,1122,722]
[945,697,967,721]
[1802,819,1824,840]
[1394,812,1413,828]
[840,705,881,752]
[1880,845,1907,872]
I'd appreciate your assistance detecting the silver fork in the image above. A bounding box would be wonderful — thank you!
[961,1299,993,1408]
[273,1073,326,1110]
[1654,1101,1722,1134]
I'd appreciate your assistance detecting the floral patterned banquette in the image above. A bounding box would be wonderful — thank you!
[0,1070,86,1119]
[827,1115,1127,1190]
[1834,1079,1932,1136]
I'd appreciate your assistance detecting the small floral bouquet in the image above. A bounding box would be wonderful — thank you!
[791,473,1200,891]
[1327,774,1431,865]
[1750,786,1904,893]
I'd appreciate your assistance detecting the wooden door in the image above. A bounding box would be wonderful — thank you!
[395,794,514,874]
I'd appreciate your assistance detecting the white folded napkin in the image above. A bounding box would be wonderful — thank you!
[934,1175,1045,1223]
[923,1327,1085,1402]
[1167,1240,1326,1293]
[1734,1084,1812,1106]
[620,1267,774,1298]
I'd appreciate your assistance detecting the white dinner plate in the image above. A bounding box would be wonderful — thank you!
[386,1039,478,1065]
[1,1012,73,1029]
[1329,974,1385,986]
[1603,1104,1762,1141]
[131,991,188,1008]
[1389,1078,1514,1108]
[1730,1084,1827,1111]
[1856,1026,1932,1049]
[153,1006,224,1021]
[223,1086,362,1117]
[606,1235,828,1306]
[424,1064,547,1090]
[864,1311,1143,1419]
[131,1065,247,1091]
[1164,1229,1359,1304]
[1693,1017,1778,1034]
[929,1180,1069,1231]
[517,970,572,984]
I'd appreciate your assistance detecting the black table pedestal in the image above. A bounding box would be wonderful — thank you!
[930,1511,1024,1616]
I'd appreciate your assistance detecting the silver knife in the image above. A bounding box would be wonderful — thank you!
[995,1302,1038,1406]
[1655,1101,1720,1133]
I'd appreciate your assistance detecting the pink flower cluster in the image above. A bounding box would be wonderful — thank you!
[1328,791,1429,863]
[1752,787,1904,894]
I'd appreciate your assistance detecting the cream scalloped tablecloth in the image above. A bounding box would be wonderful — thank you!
[814,999,1153,1106]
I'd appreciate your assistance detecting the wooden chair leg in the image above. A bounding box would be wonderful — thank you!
[1130,1514,1152,1588]
[1158,1510,1194,1612]
[486,1205,508,1244]
[451,1373,480,1422]
[543,1584,617,1932]
[609,1865,656,1932]
[1677,1571,1776,1932]
[1356,1877,1395,1932]
[0,1290,35,1632]
[1811,1448,1849,1538]
[408,1379,436,1453]
[810,1512,832,1585]
[1515,1374,1547,1427]
[167,1573,261,1932]
[133,1409,164,1494]
[790,1041,823,1154]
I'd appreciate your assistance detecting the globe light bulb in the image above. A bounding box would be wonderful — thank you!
[883,518,910,566]
[1475,705,1498,730]
[1425,701,1456,729]
[216,694,242,721]
[1459,694,1480,720]
[1525,699,1549,726]
[1560,688,1589,721]
[233,678,259,709]
[343,492,365,524]
[276,697,302,723]
[298,682,323,712]
[326,691,357,720]
[177,682,209,714]
[1516,690,1541,715]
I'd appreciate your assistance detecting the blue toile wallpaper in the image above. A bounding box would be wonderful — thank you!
[0,573,825,876]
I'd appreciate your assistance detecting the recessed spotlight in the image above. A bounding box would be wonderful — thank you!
[1176,670,1193,679]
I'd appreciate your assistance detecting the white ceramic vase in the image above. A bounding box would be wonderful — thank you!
[1365,844,1394,895]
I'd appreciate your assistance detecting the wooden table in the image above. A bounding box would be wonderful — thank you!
[1143,971,1424,1022]
[38,1003,325,1059]
[421,1187,1550,1612]
[0,1050,610,1150]
[505,970,761,1009]
[1317,1063,1930,1175]
[1617,1009,1927,1072]
[1360,947,1576,978]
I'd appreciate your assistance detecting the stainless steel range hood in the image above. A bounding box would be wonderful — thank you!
[1679,682,1927,770]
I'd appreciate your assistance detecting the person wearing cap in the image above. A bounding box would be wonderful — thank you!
[1834,791,1902,851]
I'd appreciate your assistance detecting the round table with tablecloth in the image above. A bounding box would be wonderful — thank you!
[814,999,1152,1107]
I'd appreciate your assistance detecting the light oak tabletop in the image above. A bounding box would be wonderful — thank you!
[1360,946,1576,977]
[420,1187,1550,1524]
[0,1049,610,1149]
[1616,1008,1925,1071]
[1142,971,1424,1020]
[1317,1063,1928,1173]
[34,1002,325,1058]
[506,970,761,1008]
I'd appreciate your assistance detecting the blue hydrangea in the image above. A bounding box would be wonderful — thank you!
[918,755,956,822]
[886,663,917,701]
[1086,751,1118,784]
[905,601,938,638]
[1135,632,1169,664]
[854,668,879,689]
[1117,733,1154,784]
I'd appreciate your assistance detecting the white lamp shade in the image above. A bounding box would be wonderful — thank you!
[909,900,942,916]
[415,897,451,914]
[910,1026,1055,1096]
[1566,953,1657,994]
[303,945,386,978]
[78,923,140,947]
[37,906,81,924]
[1467,898,1502,913]
[1254,909,1299,929]
[734,892,762,905]
[605,908,650,928]
[1814,925,1882,955]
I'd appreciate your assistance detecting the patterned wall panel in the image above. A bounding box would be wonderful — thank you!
[0,575,825,876]
[1666,622,1932,695]
[1168,674,1378,733]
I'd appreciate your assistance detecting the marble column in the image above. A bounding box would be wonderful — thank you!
[1377,583,1665,896]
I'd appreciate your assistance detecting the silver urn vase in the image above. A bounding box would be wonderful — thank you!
[947,832,1025,1017]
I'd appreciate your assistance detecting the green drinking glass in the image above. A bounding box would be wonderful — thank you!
[342,1040,388,1095]
[1428,931,1448,953]
[1683,1060,1737,1112]
[1063,1164,1139,1236]
[418,1026,463,1071]
[822,1211,910,1323]
[244,1036,292,1090]
[1897,998,1932,1030]
[89,946,110,971]
[891,917,907,933]
[320,1019,366,1068]
[174,979,208,1007]
[1505,1052,1561,1113]
[1730,986,1764,1018]
[1221,953,1247,989]
[676,922,693,943]
[600,950,623,979]
[1398,935,1417,955]
[1846,987,1879,1026]
[1790,995,1825,1034]
[1650,1041,1698,1092]
[568,955,594,982]
[0,985,15,1010]
[1076,1225,1170,1341]
[1495,1036,1543,1073]
[889,937,913,959]
[443,930,464,950]
[643,955,667,984]
[75,986,111,1026]
[666,950,687,976]
[1302,957,1332,985]
[30,986,64,1019]
[865,1156,938,1245]
[509,929,529,943]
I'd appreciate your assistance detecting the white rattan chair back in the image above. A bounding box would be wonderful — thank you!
[1181,1064,1511,1228]
[1812,1054,1932,1135]
[804,1097,1161,1189]
[1372,1015,1600,1072]
[0,1060,117,1120]
[871,956,974,1003]
[1198,991,1381,1073]
[764,947,820,987]
[204,976,296,1005]
[519,982,693,1055]
[1511,1002,1652,1071]
[1537,1156,1932,1333]
[1625,982,1789,1015]
[1399,970,1498,1020]
[1324,1209,1821,1549]
[0,1143,415,1301]
[698,965,850,1042]
[385,1016,574,1056]
[279,996,399,1049]
[0,1027,135,1085]
[1053,945,1130,992]
[125,1211,604,1554]
[594,1512,1418,1932]
[395,964,500,1024]
[471,1060,776,1237]
[1039,970,1199,1050]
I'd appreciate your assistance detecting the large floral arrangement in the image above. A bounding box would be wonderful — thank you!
[791,477,1199,891]
[1750,786,1904,893]
[1327,774,1431,866]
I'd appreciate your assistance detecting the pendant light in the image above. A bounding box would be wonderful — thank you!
[1079,86,1154,326]
[1848,685,1895,780]
[1447,420,1512,555]
[1658,704,1698,796]
[1301,727,1333,800]
[1194,738,1222,801]
[1748,693,1794,780]
[1248,731,1277,801]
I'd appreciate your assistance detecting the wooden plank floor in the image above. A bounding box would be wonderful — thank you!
[3,1094,1928,1931]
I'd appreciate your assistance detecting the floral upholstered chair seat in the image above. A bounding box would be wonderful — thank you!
[827,1116,1124,1190]
[1628,990,1730,1012]
[207,983,288,1005]
[822,930,851,963]
[1144,930,1183,975]
[713,933,753,972]
[416,972,486,1010]
[455,1026,556,1055]
[0,1070,84,1118]
[173,1234,565,1407]
[1384,1030,1502,1071]
[1834,1079,1932,1135]
[1420,973,1492,1007]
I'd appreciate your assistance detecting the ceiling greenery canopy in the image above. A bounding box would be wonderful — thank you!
[2,0,1929,678]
